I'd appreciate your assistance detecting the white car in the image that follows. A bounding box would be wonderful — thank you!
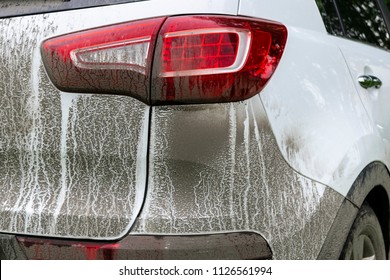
[0,0,389,260]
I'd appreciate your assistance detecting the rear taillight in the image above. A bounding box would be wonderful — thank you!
[41,17,165,103]
[42,16,287,104]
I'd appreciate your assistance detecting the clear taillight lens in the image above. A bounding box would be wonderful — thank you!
[42,16,287,104]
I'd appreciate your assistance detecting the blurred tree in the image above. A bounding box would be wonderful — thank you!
[336,0,390,49]
[385,0,390,9]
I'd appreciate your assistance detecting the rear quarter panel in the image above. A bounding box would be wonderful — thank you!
[239,0,384,197]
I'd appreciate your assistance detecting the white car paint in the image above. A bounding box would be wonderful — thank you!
[239,0,389,197]
[0,0,389,260]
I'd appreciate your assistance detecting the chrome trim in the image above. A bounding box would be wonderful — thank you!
[358,75,382,89]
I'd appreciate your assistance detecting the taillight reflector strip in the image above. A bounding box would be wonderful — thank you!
[70,36,151,73]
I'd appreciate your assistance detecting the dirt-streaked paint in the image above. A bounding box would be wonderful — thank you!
[0,1,345,259]
[131,97,343,259]
[0,13,148,239]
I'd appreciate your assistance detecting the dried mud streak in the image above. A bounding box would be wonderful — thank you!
[132,100,343,259]
[0,15,148,238]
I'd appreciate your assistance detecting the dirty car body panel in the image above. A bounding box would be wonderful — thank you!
[0,0,390,260]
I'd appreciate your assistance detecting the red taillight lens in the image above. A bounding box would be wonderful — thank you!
[42,16,287,104]
[152,16,286,104]
[161,30,246,75]
[41,17,166,103]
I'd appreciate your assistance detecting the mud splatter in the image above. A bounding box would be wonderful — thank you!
[0,13,149,239]
[132,97,343,259]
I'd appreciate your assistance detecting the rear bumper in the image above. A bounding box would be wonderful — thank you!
[0,232,271,260]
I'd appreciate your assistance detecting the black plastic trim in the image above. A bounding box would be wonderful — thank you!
[346,162,390,207]
[318,162,390,259]
[0,234,27,260]
[12,232,272,260]
[317,198,358,259]
[377,0,390,35]
[331,0,346,35]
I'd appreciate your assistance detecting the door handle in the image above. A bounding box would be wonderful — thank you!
[357,75,382,89]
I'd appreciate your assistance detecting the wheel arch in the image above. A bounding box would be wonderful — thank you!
[365,185,390,259]
[318,161,390,259]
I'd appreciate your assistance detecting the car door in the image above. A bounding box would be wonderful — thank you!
[327,0,390,167]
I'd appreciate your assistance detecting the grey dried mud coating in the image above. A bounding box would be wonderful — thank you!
[131,98,344,260]
[0,15,148,238]
[0,7,343,259]
[0,0,143,18]
[0,234,26,260]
